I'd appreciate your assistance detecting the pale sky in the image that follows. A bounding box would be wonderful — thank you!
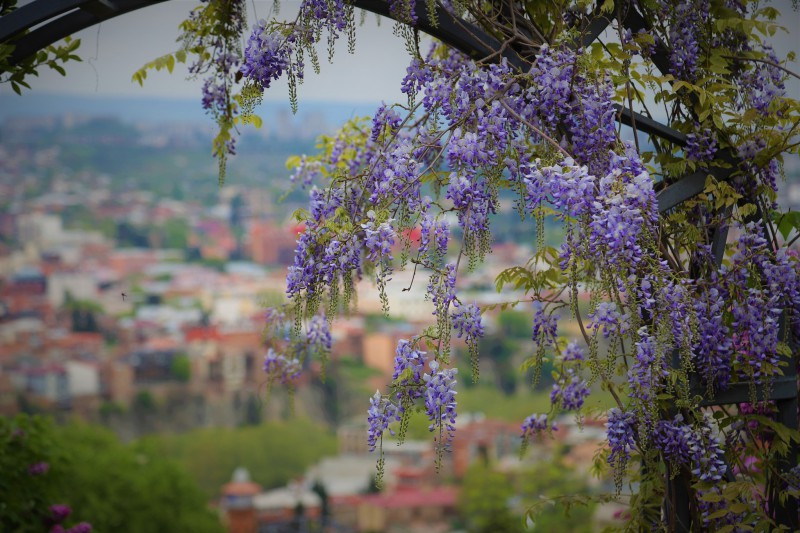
[2,1,415,103]
[1,0,798,105]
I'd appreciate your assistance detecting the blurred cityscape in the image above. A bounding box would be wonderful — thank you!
[2,98,799,532]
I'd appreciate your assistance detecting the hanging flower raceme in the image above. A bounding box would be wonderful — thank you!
[660,0,710,81]
[241,20,291,89]
[550,368,590,411]
[391,340,427,404]
[692,286,734,391]
[738,45,786,115]
[606,408,636,488]
[655,414,727,483]
[307,314,332,354]
[628,329,668,408]
[685,128,718,162]
[521,413,557,440]
[367,391,400,452]
[362,214,395,264]
[423,360,458,456]
[562,340,585,362]
[588,302,630,339]
[428,263,457,317]
[262,349,302,385]
[451,303,483,344]
[531,301,559,347]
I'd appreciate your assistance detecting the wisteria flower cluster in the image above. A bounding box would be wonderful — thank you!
[262,349,302,386]
[182,0,800,529]
[521,413,557,441]
[367,340,459,463]
[241,20,290,89]
[550,368,590,411]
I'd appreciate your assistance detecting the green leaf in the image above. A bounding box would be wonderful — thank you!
[776,211,800,240]
[286,155,302,170]
[729,502,750,514]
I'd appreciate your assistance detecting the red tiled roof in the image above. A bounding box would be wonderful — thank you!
[184,325,220,342]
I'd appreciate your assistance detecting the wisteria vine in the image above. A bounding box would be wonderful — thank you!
[161,0,800,530]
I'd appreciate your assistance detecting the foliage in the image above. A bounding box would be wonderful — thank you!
[138,418,337,496]
[0,0,82,95]
[0,415,222,533]
[518,458,597,533]
[134,0,251,183]
[170,353,192,382]
[0,415,72,532]
[497,310,533,339]
[59,423,222,533]
[162,218,190,249]
[459,464,523,533]
[218,1,800,529]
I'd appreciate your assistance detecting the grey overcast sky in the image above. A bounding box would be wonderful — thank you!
[1,0,798,103]
[2,1,415,102]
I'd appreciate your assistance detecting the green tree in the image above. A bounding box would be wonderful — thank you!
[518,459,596,533]
[0,415,223,533]
[170,353,192,382]
[139,419,337,496]
[459,464,523,533]
[243,393,263,426]
[60,424,222,533]
[497,310,531,339]
[133,390,157,413]
[478,336,519,395]
[0,416,70,532]
[161,218,190,249]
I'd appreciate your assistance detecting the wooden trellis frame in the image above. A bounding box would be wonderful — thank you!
[2,0,797,529]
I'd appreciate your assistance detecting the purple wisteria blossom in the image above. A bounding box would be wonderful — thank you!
[445,172,495,236]
[392,340,426,404]
[655,414,727,483]
[628,329,667,406]
[606,408,636,472]
[423,361,458,451]
[367,391,400,451]
[299,0,349,33]
[562,340,585,362]
[661,0,709,81]
[362,215,396,264]
[428,263,457,316]
[521,413,557,439]
[201,79,228,117]
[241,20,289,89]
[387,0,418,25]
[740,45,786,114]
[531,301,559,347]
[551,369,591,411]
[685,129,717,162]
[588,302,629,338]
[263,349,302,385]
[307,314,332,353]
[692,287,733,390]
[451,303,484,343]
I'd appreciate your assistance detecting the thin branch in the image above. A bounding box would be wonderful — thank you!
[722,54,800,81]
